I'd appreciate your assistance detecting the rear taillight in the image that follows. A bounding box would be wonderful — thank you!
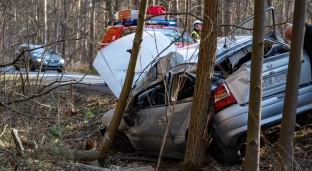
[214,82,236,112]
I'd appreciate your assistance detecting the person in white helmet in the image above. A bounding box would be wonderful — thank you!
[191,20,202,39]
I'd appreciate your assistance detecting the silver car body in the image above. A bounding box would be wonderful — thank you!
[98,7,312,162]
[15,44,65,72]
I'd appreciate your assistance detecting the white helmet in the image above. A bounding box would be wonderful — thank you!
[194,20,202,26]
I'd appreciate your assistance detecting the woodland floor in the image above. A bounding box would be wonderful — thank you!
[0,83,311,171]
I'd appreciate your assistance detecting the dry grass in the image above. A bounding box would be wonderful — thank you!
[0,82,116,170]
[65,61,99,75]
[0,75,312,170]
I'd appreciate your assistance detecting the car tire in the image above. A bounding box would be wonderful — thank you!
[212,131,242,166]
[29,61,36,71]
[14,65,20,70]
[57,69,64,73]
[114,131,134,153]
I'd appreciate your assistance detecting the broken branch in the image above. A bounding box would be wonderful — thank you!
[11,128,25,151]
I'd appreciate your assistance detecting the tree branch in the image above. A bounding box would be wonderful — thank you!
[0,50,25,67]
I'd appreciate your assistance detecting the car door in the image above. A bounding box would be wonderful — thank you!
[166,72,195,152]
[129,78,176,153]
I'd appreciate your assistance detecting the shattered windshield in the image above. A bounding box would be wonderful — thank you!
[229,7,274,36]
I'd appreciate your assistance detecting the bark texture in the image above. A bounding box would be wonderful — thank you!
[244,0,266,170]
[276,0,307,170]
[183,0,218,170]
[97,0,149,155]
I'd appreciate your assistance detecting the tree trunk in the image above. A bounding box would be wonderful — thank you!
[223,0,231,34]
[61,0,67,61]
[75,0,81,64]
[88,0,95,70]
[184,0,189,32]
[266,0,273,7]
[107,0,113,26]
[244,0,266,170]
[44,0,48,45]
[276,1,307,170]
[235,1,241,25]
[82,0,88,61]
[183,0,218,170]
[98,0,149,155]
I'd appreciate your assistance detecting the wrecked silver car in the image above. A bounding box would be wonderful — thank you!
[95,7,312,165]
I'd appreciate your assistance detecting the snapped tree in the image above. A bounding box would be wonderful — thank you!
[183,0,219,170]
[244,0,266,171]
[276,0,307,170]
[98,0,149,155]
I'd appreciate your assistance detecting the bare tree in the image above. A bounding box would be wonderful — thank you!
[44,0,48,45]
[183,0,218,170]
[244,0,266,170]
[276,0,307,170]
[88,0,95,70]
[98,0,149,155]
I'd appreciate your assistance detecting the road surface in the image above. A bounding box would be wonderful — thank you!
[1,66,106,86]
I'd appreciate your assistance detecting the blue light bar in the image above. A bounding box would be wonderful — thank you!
[113,18,178,26]
[146,19,178,26]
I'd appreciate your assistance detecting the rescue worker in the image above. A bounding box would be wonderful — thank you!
[191,20,202,39]
[284,23,312,57]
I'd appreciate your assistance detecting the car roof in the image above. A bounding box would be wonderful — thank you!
[19,44,46,49]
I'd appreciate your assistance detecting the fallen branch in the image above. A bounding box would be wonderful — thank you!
[0,51,24,68]
[74,163,155,171]
[11,128,25,151]
[21,139,101,161]
[0,125,8,137]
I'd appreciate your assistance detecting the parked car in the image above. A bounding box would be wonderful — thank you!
[98,7,312,165]
[14,44,65,73]
[98,21,197,50]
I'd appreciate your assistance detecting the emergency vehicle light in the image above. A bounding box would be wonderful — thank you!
[113,18,178,27]
[146,19,178,26]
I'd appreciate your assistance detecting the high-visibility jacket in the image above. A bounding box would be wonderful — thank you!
[191,30,200,39]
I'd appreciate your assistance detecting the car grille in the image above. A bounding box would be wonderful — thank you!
[45,60,60,63]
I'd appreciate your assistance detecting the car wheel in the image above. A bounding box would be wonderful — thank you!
[57,69,64,73]
[114,131,134,153]
[212,132,242,166]
[30,62,36,71]
[14,65,20,70]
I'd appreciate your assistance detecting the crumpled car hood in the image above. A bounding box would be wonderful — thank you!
[93,32,252,98]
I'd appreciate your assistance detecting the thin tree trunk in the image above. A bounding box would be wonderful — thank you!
[75,0,81,65]
[183,0,218,170]
[223,0,231,34]
[88,0,95,70]
[184,0,189,32]
[61,0,67,61]
[44,0,48,45]
[235,1,241,24]
[106,0,113,26]
[244,0,266,170]
[266,0,272,7]
[98,0,149,155]
[82,0,88,61]
[276,0,307,170]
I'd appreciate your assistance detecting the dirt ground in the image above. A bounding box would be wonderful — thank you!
[0,83,312,171]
